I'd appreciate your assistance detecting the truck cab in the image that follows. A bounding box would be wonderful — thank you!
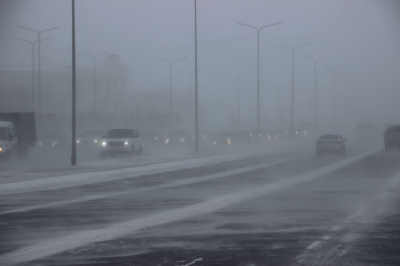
[0,121,18,158]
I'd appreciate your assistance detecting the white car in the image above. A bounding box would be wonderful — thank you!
[316,134,346,155]
[100,128,144,158]
[0,121,18,158]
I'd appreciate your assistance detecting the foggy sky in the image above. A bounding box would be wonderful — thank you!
[1,0,399,132]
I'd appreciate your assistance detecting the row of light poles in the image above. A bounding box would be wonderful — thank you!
[236,21,281,141]
[15,25,59,130]
[77,52,108,113]
[13,36,52,112]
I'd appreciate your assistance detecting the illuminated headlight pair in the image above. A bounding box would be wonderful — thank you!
[165,139,169,144]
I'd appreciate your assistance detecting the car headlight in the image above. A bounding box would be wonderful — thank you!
[124,141,129,145]
[102,141,107,146]
[94,139,98,143]
[0,147,2,152]
[76,140,80,143]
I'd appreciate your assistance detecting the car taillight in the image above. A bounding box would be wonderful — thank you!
[336,141,342,144]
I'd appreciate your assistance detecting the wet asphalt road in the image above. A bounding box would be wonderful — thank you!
[1,148,400,266]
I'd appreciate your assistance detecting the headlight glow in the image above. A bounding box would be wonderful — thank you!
[76,140,80,143]
[94,139,97,143]
[0,147,2,152]
[124,142,129,145]
[102,141,107,146]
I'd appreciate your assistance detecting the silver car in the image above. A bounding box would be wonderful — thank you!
[316,134,346,155]
[100,128,144,158]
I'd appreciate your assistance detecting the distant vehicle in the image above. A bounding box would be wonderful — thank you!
[144,131,165,146]
[165,130,191,146]
[77,130,104,147]
[0,121,18,158]
[316,134,346,155]
[0,112,36,158]
[234,131,252,144]
[384,124,400,151]
[209,131,234,146]
[284,127,302,139]
[100,128,144,157]
[37,133,69,149]
[267,130,281,140]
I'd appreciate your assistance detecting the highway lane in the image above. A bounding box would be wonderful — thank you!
[1,149,399,266]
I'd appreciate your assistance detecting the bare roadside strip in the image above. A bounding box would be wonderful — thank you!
[0,158,290,215]
[0,152,373,266]
[0,151,272,196]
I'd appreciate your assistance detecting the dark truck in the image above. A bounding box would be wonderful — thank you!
[384,124,400,151]
[0,112,36,154]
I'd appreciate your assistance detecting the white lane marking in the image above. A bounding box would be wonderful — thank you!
[0,152,372,266]
[307,241,322,250]
[180,258,203,266]
[0,152,271,196]
[0,159,290,215]
[297,166,400,264]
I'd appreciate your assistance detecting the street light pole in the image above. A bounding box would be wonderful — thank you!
[303,56,329,132]
[13,37,52,112]
[177,70,196,133]
[71,0,76,166]
[78,52,108,114]
[16,24,59,131]
[278,43,310,133]
[228,75,247,127]
[324,66,345,131]
[194,0,199,152]
[157,57,187,130]
[236,21,281,141]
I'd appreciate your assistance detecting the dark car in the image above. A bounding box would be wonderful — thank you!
[384,124,400,151]
[37,133,69,149]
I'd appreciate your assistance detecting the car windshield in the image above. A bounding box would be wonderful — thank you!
[106,129,134,138]
[0,127,6,140]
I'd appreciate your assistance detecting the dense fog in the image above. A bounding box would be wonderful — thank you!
[0,0,399,163]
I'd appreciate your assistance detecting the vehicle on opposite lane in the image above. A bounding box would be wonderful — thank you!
[100,128,144,157]
[384,124,400,151]
[316,134,346,155]
[77,130,104,147]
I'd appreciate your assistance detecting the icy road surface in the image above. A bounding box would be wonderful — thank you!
[1,147,400,265]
